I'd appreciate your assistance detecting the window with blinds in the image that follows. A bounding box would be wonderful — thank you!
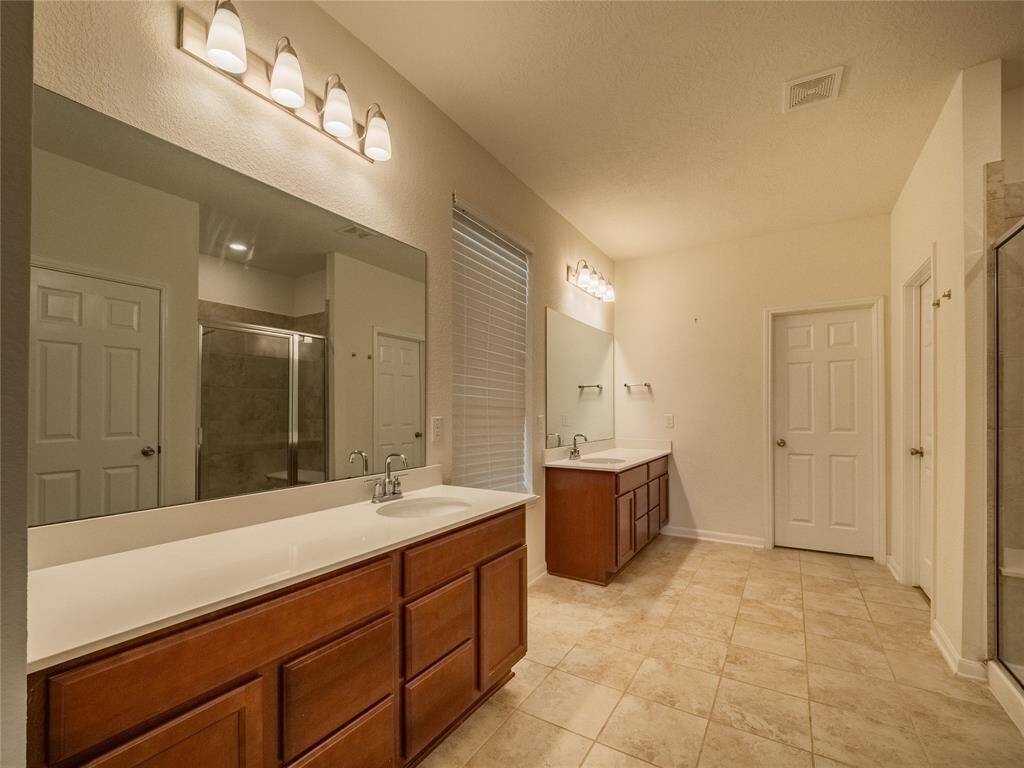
[451,206,529,492]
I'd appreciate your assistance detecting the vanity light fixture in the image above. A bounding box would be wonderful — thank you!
[270,37,305,109]
[228,242,248,252]
[361,104,392,162]
[321,74,354,138]
[568,259,614,302]
[205,0,247,73]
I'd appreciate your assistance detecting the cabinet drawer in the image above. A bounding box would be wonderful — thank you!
[281,615,395,762]
[404,573,474,680]
[403,508,525,596]
[48,558,393,763]
[616,465,648,495]
[286,697,395,768]
[648,457,669,478]
[80,680,262,768]
[647,479,660,510]
[633,484,648,520]
[404,641,476,758]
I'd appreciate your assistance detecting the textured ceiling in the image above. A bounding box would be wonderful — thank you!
[320,1,1024,259]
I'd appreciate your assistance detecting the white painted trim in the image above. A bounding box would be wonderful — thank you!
[899,253,937,591]
[990,661,1024,736]
[886,555,903,584]
[371,326,426,473]
[762,296,887,561]
[661,525,766,550]
[528,563,549,585]
[930,618,988,681]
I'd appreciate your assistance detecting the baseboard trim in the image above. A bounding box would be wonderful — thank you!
[886,555,903,583]
[930,619,988,681]
[661,526,766,550]
[989,661,1024,737]
[527,562,548,585]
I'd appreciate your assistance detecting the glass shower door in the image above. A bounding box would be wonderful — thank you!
[997,222,1024,687]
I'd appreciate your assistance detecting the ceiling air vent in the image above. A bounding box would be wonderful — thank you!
[782,66,844,113]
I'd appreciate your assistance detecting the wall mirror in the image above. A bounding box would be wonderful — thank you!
[28,86,426,526]
[545,308,614,447]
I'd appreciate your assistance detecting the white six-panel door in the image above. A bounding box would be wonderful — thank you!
[773,307,876,555]
[374,332,423,471]
[917,277,935,596]
[29,267,160,524]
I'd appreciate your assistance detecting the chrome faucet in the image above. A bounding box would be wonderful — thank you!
[348,449,369,476]
[369,452,407,502]
[569,433,588,460]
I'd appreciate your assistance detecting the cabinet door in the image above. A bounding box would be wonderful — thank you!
[634,514,649,550]
[615,493,635,568]
[81,680,261,768]
[478,546,527,691]
[659,474,669,526]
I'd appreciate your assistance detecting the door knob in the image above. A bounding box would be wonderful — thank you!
[776,438,786,447]
[909,447,924,456]
[414,431,423,438]
[141,446,156,457]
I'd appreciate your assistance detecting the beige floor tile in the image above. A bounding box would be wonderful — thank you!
[688,572,746,597]
[722,645,808,698]
[529,622,591,666]
[805,633,893,680]
[873,621,934,653]
[697,722,812,768]
[421,699,515,768]
[800,575,862,600]
[627,657,720,717]
[601,599,676,630]
[737,598,804,630]
[801,591,869,620]
[665,605,735,643]
[648,626,728,674]
[492,657,553,708]
[584,618,658,655]
[883,647,995,705]
[865,601,929,627]
[847,556,886,572]
[859,585,929,610]
[558,642,646,691]
[731,619,806,660]
[806,663,913,730]
[853,569,900,587]
[799,562,857,582]
[747,567,803,586]
[742,580,803,607]
[532,596,612,626]
[803,609,880,648]
[798,551,856,568]
[532,575,626,609]
[583,744,655,768]
[468,711,592,768]
[682,585,741,617]
[598,694,707,768]
[811,757,849,768]
[520,669,623,739]
[808,701,928,768]
[710,677,811,750]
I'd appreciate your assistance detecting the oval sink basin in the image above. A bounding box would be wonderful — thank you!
[578,457,626,465]
[376,497,472,518]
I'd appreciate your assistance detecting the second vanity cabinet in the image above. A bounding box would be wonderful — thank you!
[546,457,669,585]
[27,507,527,768]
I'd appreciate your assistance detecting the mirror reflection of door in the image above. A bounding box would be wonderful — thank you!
[28,266,161,524]
[374,330,424,470]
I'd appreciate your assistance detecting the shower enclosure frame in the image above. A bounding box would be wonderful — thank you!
[196,319,329,498]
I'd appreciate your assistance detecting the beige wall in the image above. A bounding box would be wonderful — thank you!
[31,147,200,507]
[1003,85,1024,184]
[614,214,890,544]
[32,0,614,579]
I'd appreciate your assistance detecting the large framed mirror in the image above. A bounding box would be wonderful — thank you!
[545,308,614,447]
[28,86,426,525]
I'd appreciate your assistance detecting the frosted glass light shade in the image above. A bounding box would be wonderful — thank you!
[270,41,305,109]
[206,1,247,74]
[603,285,615,302]
[597,276,607,297]
[578,265,591,288]
[364,111,392,161]
[323,84,354,138]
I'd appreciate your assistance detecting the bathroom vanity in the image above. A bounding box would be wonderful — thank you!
[26,486,533,768]
[545,448,670,585]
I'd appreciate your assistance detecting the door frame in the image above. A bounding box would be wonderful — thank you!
[762,296,887,561]
[30,258,168,506]
[371,326,426,473]
[900,255,937,589]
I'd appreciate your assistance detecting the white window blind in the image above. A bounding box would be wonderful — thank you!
[451,207,529,492]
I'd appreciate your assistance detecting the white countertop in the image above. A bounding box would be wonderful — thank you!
[544,447,671,472]
[27,484,537,673]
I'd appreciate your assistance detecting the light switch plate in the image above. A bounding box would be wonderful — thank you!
[561,414,570,427]
[664,413,675,428]
[431,416,443,442]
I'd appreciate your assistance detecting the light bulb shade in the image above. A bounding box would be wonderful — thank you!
[206,1,247,74]
[364,110,392,161]
[323,83,353,138]
[603,285,615,302]
[578,264,591,287]
[270,40,305,109]
[597,276,607,296]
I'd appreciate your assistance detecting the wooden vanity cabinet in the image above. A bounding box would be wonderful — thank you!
[27,507,527,768]
[546,458,670,585]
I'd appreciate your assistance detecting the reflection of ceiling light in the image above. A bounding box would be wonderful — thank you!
[228,242,248,251]
[567,259,613,302]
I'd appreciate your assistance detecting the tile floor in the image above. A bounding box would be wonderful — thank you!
[422,536,1024,768]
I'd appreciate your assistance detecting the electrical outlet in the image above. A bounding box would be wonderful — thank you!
[431,416,443,442]
[664,413,675,428]
[561,414,570,427]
